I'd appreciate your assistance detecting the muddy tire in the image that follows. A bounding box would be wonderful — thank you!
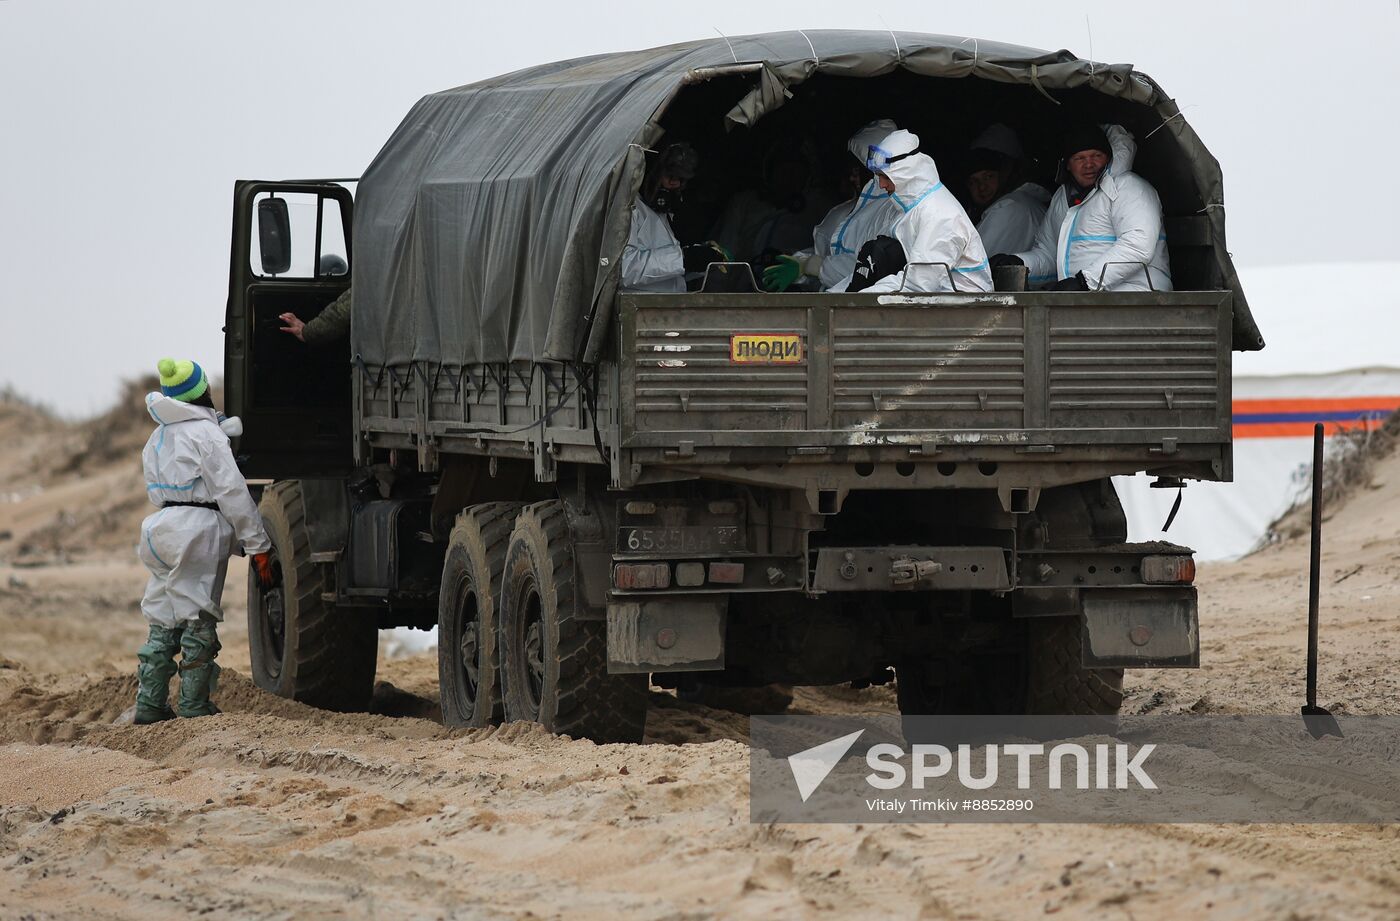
[248,480,377,711]
[498,501,646,743]
[437,502,523,728]
[1017,481,1125,717]
[1026,616,1123,716]
[896,616,1122,717]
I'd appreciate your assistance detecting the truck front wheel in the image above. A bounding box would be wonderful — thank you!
[498,501,646,742]
[437,502,523,728]
[248,481,377,711]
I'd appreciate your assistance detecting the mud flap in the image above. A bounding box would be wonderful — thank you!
[607,599,726,674]
[1081,587,1199,668]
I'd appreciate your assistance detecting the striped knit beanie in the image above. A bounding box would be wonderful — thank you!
[157,358,209,403]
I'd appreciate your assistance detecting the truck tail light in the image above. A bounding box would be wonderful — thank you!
[1141,555,1195,584]
[707,562,745,584]
[613,563,670,590]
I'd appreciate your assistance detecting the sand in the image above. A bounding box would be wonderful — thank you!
[1,394,1398,919]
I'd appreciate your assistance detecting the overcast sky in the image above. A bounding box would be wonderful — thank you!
[2,0,1398,416]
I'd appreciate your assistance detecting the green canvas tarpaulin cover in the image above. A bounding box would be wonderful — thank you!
[352,30,1260,369]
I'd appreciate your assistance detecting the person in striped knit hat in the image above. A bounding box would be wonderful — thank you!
[135,358,274,724]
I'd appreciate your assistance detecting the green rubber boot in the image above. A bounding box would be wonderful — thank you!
[176,617,222,718]
[135,625,182,724]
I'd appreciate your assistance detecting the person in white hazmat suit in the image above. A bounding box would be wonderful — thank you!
[991,123,1172,291]
[760,119,901,292]
[843,129,993,294]
[621,141,727,293]
[135,358,273,724]
[965,123,1050,256]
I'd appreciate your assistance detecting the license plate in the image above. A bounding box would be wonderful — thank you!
[618,526,744,554]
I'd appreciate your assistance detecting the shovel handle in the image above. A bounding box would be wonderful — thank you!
[1307,423,1323,710]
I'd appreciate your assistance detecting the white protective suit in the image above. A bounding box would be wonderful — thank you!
[801,181,900,289]
[790,119,901,290]
[1016,125,1172,291]
[621,198,685,293]
[857,130,993,294]
[976,182,1050,255]
[138,393,270,628]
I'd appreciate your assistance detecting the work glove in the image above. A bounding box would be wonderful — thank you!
[762,254,803,292]
[846,235,907,292]
[1049,271,1090,291]
[251,551,277,591]
[682,241,731,274]
[989,253,1024,269]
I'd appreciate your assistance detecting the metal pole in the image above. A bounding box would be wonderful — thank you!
[1306,422,1323,710]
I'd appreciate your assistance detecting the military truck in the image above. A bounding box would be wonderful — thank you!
[224,31,1262,742]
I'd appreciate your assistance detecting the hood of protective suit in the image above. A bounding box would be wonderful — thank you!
[847,118,898,166]
[1098,124,1138,195]
[873,130,942,209]
[1014,181,1053,205]
[145,392,218,429]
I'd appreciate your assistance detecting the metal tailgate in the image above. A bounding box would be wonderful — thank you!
[618,290,1232,454]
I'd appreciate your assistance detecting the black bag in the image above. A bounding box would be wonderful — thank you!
[846,235,907,292]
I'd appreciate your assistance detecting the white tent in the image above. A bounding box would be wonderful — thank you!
[1117,367,1400,560]
[1115,262,1400,560]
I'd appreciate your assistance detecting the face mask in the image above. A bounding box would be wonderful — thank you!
[648,186,682,220]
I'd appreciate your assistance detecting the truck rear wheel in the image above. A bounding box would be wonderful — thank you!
[248,481,377,711]
[896,616,1122,716]
[498,501,647,743]
[1025,616,1124,715]
[437,502,523,728]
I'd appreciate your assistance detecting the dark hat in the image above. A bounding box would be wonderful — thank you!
[968,147,1009,174]
[1061,124,1111,160]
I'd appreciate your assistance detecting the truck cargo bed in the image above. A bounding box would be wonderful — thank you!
[355,290,1232,493]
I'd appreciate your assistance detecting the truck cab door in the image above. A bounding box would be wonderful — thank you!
[224,180,354,479]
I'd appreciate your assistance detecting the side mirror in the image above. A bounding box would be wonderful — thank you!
[257,198,292,275]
